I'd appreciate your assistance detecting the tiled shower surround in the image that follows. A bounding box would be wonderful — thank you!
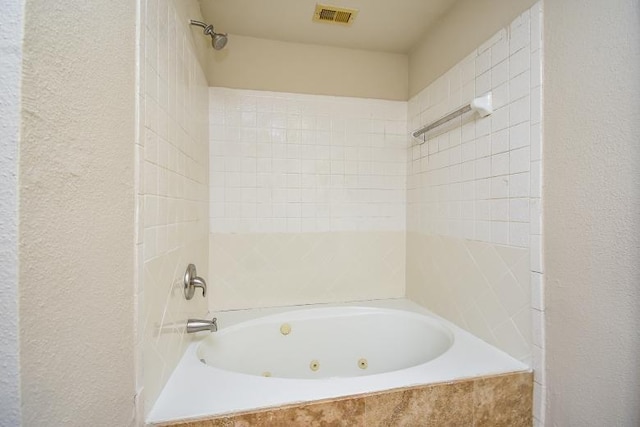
[137,0,210,415]
[406,3,544,424]
[208,88,408,310]
[205,4,543,424]
[132,2,546,425]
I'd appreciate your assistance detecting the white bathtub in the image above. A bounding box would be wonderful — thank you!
[148,298,528,424]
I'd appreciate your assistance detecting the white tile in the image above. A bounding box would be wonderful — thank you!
[531,272,545,311]
[533,382,546,424]
[510,172,530,198]
[491,129,509,154]
[492,81,510,110]
[475,220,491,242]
[531,234,544,273]
[509,96,530,125]
[476,49,492,75]
[476,135,491,158]
[530,123,542,161]
[530,49,541,88]
[461,57,476,83]
[476,116,491,138]
[461,141,476,162]
[461,181,475,200]
[491,176,510,199]
[491,221,509,245]
[492,59,509,88]
[491,106,510,133]
[531,86,541,124]
[461,121,475,142]
[510,198,530,222]
[491,199,509,221]
[530,198,542,235]
[476,178,491,200]
[475,200,491,221]
[510,147,530,174]
[530,161,542,198]
[475,157,491,179]
[532,308,545,348]
[476,72,491,97]
[510,222,530,247]
[510,70,530,102]
[510,47,530,79]
[510,13,530,55]
[510,122,531,150]
[491,152,510,177]
[530,3,542,52]
[491,37,510,67]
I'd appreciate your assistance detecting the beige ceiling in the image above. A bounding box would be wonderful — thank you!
[198,0,458,54]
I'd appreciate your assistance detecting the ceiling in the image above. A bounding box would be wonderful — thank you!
[198,0,458,54]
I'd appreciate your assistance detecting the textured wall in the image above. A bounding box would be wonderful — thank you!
[409,0,538,97]
[138,0,210,415]
[19,1,137,426]
[207,35,408,101]
[0,0,23,424]
[544,0,640,425]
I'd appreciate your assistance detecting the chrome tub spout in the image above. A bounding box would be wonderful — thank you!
[186,317,218,333]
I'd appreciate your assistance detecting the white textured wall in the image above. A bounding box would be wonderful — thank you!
[19,0,137,426]
[139,0,210,415]
[544,0,640,425]
[0,0,23,425]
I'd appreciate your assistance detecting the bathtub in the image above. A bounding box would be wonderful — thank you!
[148,298,528,424]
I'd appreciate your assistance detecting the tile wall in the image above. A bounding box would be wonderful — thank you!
[208,88,407,309]
[136,0,210,417]
[405,3,544,424]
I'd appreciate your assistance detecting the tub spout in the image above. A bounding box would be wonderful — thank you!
[186,317,218,333]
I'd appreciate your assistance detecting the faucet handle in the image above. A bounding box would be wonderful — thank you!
[184,264,207,300]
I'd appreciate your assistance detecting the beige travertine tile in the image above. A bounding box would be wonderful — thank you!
[473,372,533,427]
[157,372,532,427]
[363,382,474,426]
[232,399,365,427]
[209,231,405,310]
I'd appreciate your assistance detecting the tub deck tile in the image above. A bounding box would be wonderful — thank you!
[232,398,365,427]
[473,372,533,427]
[363,381,474,426]
[155,372,532,427]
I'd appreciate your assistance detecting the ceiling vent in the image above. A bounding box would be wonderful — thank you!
[313,4,358,26]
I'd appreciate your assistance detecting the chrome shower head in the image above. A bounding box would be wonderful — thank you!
[190,20,228,50]
[211,32,228,50]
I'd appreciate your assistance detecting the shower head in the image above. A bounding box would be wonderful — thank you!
[211,32,228,50]
[189,20,228,50]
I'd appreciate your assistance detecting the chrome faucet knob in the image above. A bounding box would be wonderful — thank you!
[184,264,207,300]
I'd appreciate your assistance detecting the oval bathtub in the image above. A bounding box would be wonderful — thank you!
[197,307,453,379]
[148,298,528,424]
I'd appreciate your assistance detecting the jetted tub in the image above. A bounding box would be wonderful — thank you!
[148,298,528,424]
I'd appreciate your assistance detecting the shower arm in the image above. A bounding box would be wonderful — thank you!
[190,20,213,34]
